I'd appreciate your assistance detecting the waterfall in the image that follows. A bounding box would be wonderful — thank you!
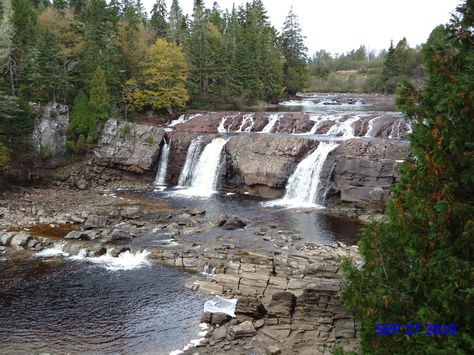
[237,114,255,132]
[364,117,378,137]
[308,114,324,134]
[261,114,280,133]
[154,139,170,186]
[388,120,402,139]
[188,138,228,194]
[168,113,203,127]
[267,142,338,207]
[326,115,360,138]
[218,117,228,133]
[178,138,203,186]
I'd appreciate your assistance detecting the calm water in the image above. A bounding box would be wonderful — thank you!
[121,189,362,248]
[0,257,207,354]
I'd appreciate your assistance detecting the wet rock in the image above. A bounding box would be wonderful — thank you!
[201,312,232,326]
[0,232,14,246]
[110,230,133,241]
[26,238,38,249]
[235,297,267,319]
[110,246,131,257]
[89,245,107,256]
[189,208,206,216]
[64,230,95,241]
[221,216,248,230]
[216,214,227,227]
[84,215,108,229]
[228,321,256,339]
[10,233,31,248]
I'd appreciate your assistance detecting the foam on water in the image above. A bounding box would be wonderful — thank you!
[70,249,151,271]
[203,296,237,317]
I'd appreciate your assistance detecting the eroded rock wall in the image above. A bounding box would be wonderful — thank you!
[94,118,165,174]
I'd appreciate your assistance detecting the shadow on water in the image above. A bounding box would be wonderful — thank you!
[0,257,207,354]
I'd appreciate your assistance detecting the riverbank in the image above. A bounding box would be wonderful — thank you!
[0,174,361,354]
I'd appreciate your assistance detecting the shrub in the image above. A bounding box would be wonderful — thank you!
[39,145,53,160]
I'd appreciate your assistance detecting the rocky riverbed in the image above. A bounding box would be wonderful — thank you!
[0,171,361,354]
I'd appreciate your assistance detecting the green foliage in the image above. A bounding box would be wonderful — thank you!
[119,123,131,139]
[341,3,474,354]
[89,66,110,123]
[39,144,53,159]
[150,0,168,39]
[279,7,308,94]
[68,90,98,152]
[145,136,154,145]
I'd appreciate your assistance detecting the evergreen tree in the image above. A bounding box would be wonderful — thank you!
[0,0,15,94]
[68,90,97,150]
[280,6,308,94]
[150,0,167,39]
[341,2,474,353]
[89,66,109,125]
[167,0,185,44]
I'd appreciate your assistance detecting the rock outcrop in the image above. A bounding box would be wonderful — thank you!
[94,118,165,174]
[224,134,318,198]
[325,138,410,212]
[32,103,69,155]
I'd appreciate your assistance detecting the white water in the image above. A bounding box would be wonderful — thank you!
[388,120,402,139]
[261,114,280,133]
[177,138,203,186]
[326,115,360,138]
[179,138,228,196]
[266,142,339,208]
[364,117,378,137]
[236,113,254,132]
[34,241,68,257]
[168,114,203,127]
[70,249,151,271]
[203,296,237,317]
[154,139,170,186]
[217,116,228,133]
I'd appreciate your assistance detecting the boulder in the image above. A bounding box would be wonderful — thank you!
[94,118,165,173]
[221,216,248,230]
[0,232,14,246]
[201,312,232,326]
[75,178,88,190]
[84,215,108,229]
[212,325,228,341]
[119,206,141,219]
[228,321,256,339]
[110,230,133,241]
[189,208,206,216]
[64,230,95,241]
[110,246,131,257]
[10,233,31,248]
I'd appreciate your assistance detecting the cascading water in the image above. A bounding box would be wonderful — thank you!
[217,117,228,133]
[168,113,203,127]
[388,120,402,139]
[364,117,378,137]
[325,115,360,138]
[178,138,203,186]
[154,139,170,186]
[266,142,339,207]
[237,114,255,132]
[180,138,228,196]
[261,114,280,133]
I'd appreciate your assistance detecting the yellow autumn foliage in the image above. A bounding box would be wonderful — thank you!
[125,39,189,112]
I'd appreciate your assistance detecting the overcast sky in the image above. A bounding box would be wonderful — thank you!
[142,0,461,55]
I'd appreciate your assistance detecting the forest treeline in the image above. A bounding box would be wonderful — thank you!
[308,39,424,93]
[0,0,308,160]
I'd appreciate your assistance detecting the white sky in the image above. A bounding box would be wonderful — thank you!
[143,0,461,55]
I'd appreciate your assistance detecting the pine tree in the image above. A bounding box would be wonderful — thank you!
[150,0,167,39]
[89,66,110,124]
[0,0,15,94]
[280,6,308,94]
[167,0,186,44]
[68,90,97,149]
[341,2,474,353]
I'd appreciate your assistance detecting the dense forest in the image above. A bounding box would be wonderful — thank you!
[0,0,308,161]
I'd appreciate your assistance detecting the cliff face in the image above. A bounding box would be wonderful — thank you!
[94,118,165,174]
[32,103,69,155]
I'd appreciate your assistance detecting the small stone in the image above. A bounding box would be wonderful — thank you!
[10,232,31,248]
[228,321,256,339]
[254,319,265,329]
[0,232,14,246]
[189,208,206,216]
[64,231,95,241]
[75,178,88,190]
[110,230,132,241]
[266,345,282,354]
[212,325,228,341]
